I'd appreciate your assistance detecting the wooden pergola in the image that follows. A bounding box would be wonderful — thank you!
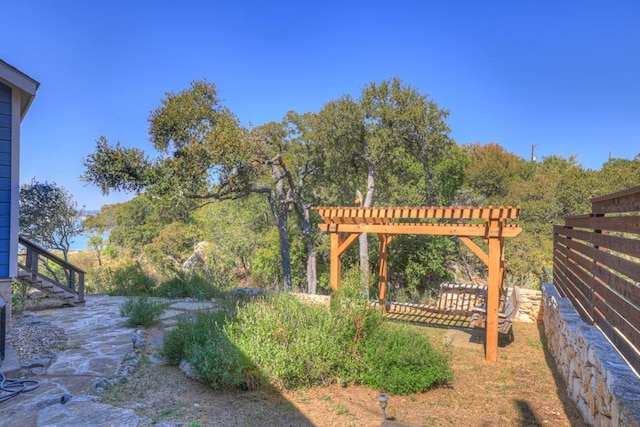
[312,206,522,362]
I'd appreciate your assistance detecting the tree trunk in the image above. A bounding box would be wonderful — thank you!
[267,187,292,292]
[299,205,317,294]
[306,244,317,294]
[358,162,375,297]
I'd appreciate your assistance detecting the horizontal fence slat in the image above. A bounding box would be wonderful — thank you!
[591,186,640,215]
[554,186,640,375]
[555,233,595,260]
[593,293,640,348]
[553,254,594,323]
[555,241,594,273]
[591,276,640,327]
[556,227,596,244]
[592,263,640,305]
[564,215,640,235]
[593,308,640,372]
[556,226,640,260]
[593,249,640,284]
[591,233,640,259]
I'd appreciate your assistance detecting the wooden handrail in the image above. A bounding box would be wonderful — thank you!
[17,236,85,302]
[18,236,86,274]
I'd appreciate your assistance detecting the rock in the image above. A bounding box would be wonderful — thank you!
[20,357,52,369]
[132,332,147,349]
[179,360,203,382]
[36,400,143,427]
[182,241,211,275]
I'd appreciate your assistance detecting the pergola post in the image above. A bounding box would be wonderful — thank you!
[377,234,389,313]
[485,220,502,362]
[330,231,343,291]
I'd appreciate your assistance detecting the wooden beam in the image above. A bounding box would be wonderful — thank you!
[337,233,361,256]
[318,223,522,238]
[460,236,489,266]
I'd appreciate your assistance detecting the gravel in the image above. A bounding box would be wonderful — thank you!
[8,313,68,367]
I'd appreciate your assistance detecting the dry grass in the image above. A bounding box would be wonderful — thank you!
[101,319,586,426]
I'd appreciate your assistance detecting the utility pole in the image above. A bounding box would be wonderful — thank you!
[531,143,537,162]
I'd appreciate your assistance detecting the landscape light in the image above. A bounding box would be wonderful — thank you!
[377,393,389,421]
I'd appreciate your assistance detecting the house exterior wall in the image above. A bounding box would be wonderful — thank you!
[0,82,11,278]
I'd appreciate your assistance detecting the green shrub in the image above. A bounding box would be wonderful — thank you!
[189,333,253,389]
[160,309,257,388]
[160,310,230,364]
[110,264,156,296]
[154,273,224,300]
[85,266,114,295]
[228,293,359,388]
[120,296,168,327]
[160,291,452,395]
[361,322,453,394]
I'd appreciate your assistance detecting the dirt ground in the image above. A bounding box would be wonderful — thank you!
[100,320,586,427]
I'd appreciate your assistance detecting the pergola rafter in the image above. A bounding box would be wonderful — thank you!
[313,205,522,362]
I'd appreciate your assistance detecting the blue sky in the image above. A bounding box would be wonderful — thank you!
[3,1,639,210]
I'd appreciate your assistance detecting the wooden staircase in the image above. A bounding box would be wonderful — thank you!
[16,237,85,306]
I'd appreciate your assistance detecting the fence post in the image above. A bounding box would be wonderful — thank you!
[590,210,605,324]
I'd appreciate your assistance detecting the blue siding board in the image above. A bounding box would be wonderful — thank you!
[0,215,9,227]
[0,103,10,116]
[0,178,10,191]
[0,83,10,96]
[0,153,9,166]
[0,166,10,179]
[0,228,9,239]
[0,115,9,128]
[0,127,10,141]
[0,142,10,154]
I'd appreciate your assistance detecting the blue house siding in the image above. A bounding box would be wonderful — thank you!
[0,82,11,277]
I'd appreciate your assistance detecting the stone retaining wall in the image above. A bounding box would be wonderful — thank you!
[514,287,542,323]
[437,284,543,321]
[542,283,640,427]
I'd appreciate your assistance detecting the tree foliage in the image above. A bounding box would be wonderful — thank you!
[463,143,527,201]
[80,75,640,297]
[82,136,150,195]
[19,179,83,261]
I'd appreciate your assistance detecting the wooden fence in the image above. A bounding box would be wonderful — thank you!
[553,186,640,373]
